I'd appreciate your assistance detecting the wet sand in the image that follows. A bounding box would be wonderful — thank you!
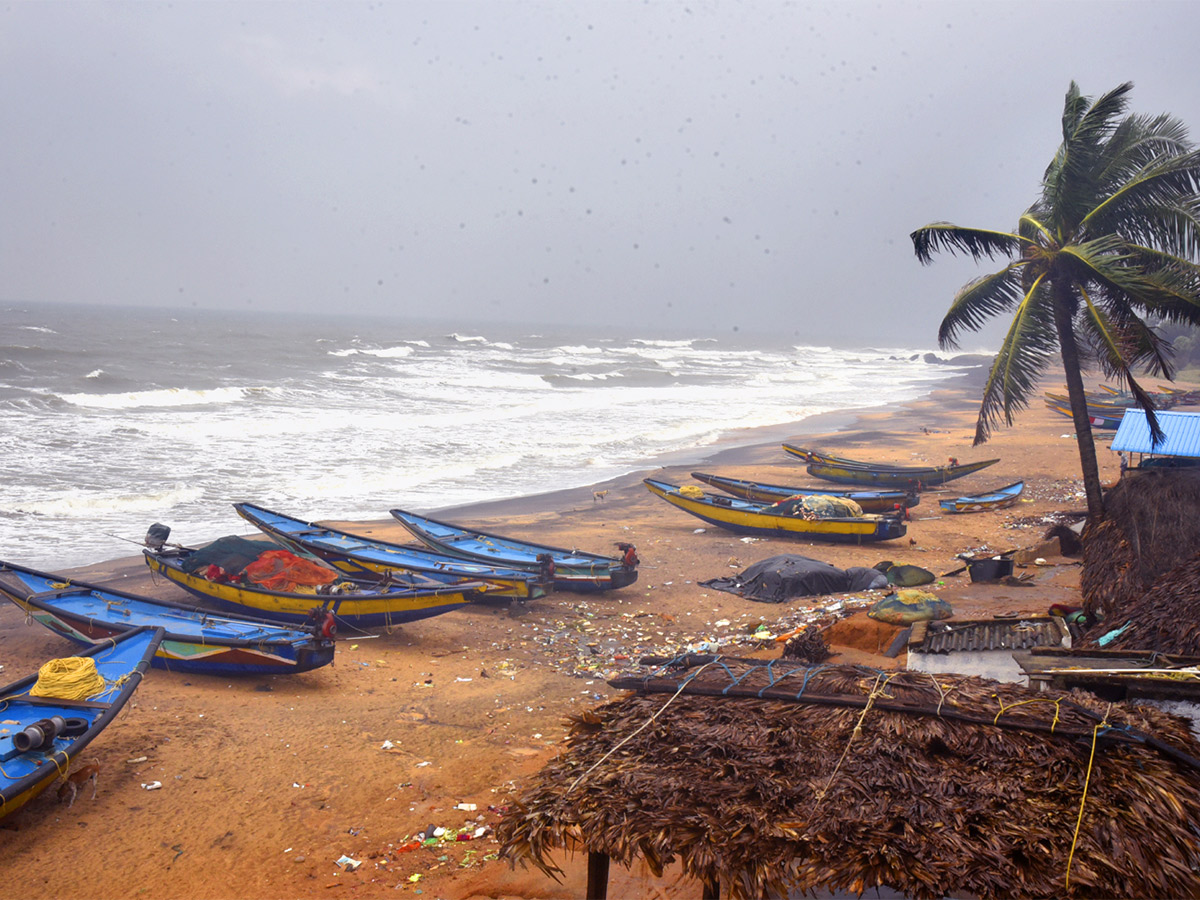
[0,371,1126,899]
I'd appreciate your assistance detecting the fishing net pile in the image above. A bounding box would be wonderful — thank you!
[701,554,886,603]
[1081,468,1200,622]
[767,494,864,519]
[497,658,1200,900]
[180,535,338,592]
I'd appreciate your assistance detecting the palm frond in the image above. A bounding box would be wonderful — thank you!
[973,281,1059,445]
[937,265,1026,349]
[1084,150,1200,236]
[911,224,1023,265]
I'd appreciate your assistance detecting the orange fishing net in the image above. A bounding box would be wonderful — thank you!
[243,549,338,592]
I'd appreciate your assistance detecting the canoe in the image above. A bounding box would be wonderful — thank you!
[143,546,491,628]
[781,444,1000,486]
[389,507,639,593]
[0,560,335,676]
[234,502,550,600]
[0,626,162,821]
[643,478,907,543]
[1045,402,1124,430]
[689,472,919,512]
[937,481,1025,514]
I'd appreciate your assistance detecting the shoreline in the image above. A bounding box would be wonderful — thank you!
[436,353,991,521]
[3,358,1123,900]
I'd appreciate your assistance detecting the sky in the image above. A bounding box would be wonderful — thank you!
[3,0,1200,347]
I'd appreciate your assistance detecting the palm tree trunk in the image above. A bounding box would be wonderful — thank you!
[1052,284,1106,521]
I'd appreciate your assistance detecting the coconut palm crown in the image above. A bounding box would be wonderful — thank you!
[912,81,1200,520]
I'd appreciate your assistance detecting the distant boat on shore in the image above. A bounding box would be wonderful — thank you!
[689,471,919,512]
[782,444,999,487]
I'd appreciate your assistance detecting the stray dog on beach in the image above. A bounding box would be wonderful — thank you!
[57,758,100,808]
[592,490,609,503]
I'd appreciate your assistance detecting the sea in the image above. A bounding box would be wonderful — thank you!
[0,302,979,570]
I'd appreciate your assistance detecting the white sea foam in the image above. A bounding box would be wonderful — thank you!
[57,386,253,410]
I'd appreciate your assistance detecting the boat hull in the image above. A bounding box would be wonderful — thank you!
[782,445,1000,487]
[937,481,1026,514]
[389,508,638,593]
[0,562,335,676]
[643,479,906,543]
[144,551,485,628]
[689,472,918,512]
[0,627,162,821]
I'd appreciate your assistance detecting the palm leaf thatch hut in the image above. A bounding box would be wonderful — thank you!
[497,656,1200,900]
[1081,468,1200,621]
[1080,550,1200,655]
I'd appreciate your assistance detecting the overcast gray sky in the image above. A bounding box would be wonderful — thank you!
[3,1,1198,346]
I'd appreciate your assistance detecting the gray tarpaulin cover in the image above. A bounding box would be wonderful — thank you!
[701,554,888,603]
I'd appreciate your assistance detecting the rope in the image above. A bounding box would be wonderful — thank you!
[1066,704,1112,889]
[28,657,106,700]
[992,693,1063,733]
[815,671,897,805]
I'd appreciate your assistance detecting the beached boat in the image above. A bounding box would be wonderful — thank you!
[234,502,550,600]
[643,478,906,542]
[0,561,335,676]
[937,481,1025,514]
[389,507,639,592]
[1045,401,1124,430]
[143,544,492,628]
[689,472,919,512]
[783,445,999,487]
[0,626,162,821]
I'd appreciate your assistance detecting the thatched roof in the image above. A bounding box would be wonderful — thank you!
[497,657,1200,900]
[1080,551,1200,655]
[1082,468,1200,620]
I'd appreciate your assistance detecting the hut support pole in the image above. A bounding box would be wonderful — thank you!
[586,852,609,900]
[702,876,720,898]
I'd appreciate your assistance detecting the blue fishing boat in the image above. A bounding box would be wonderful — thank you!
[0,626,162,821]
[233,502,550,600]
[937,481,1025,514]
[389,507,639,592]
[0,561,335,676]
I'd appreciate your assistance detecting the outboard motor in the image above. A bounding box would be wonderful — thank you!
[617,542,639,568]
[13,716,66,753]
[304,607,337,641]
[536,553,556,582]
[145,523,171,551]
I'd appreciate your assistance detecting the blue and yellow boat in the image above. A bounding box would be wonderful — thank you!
[643,478,906,543]
[388,507,639,593]
[0,626,162,821]
[689,472,919,512]
[234,502,550,600]
[0,560,335,676]
[782,444,999,487]
[143,545,492,628]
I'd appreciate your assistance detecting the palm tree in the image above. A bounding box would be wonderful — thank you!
[912,81,1200,521]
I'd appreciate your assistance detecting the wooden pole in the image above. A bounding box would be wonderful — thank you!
[586,851,610,900]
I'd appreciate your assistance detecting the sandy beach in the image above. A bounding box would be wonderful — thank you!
[0,371,1127,899]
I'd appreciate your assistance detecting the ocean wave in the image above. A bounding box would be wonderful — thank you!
[448,333,488,343]
[327,345,415,359]
[57,385,254,410]
[4,484,204,518]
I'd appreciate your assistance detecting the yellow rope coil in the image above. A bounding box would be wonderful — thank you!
[28,657,105,701]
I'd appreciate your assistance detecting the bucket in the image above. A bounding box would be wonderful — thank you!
[967,557,1014,582]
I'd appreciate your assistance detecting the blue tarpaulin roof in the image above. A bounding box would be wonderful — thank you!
[1111,409,1200,456]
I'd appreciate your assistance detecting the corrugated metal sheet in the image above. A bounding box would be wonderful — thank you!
[1111,409,1200,456]
[910,617,1067,655]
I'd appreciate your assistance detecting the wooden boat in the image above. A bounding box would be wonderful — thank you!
[643,478,906,543]
[0,561,335,676]
[937,481,1025,514]
[1045,401,1124,430]
[689,471,919,512]
[234,502,550,600]
[0,626,162,821]
[143,546,492,628]
[389,507,639,593]
[781,444,1000,486]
